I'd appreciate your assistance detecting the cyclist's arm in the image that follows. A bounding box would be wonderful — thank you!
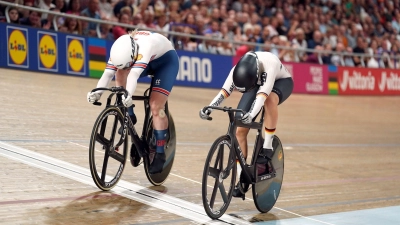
[94,59,117,94]
[208,67,235,107]
[247,66,277,118]
[126,56,151,96]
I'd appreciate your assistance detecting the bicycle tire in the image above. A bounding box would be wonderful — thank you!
[89,106,128,191]
[202,135,236,219]
[252,135,284,213]
[143,113,176,186]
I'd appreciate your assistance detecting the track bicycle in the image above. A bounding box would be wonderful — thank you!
[88,79,176,191]
[201,106,284,219]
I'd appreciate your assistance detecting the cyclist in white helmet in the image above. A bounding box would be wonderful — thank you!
[199,51,293,197]
[87,29,179,174]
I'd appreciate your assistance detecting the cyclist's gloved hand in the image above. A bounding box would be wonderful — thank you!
[122,95,133,107]
[241,112,252,124]
[199,108,211,120]
[87,92,100,103]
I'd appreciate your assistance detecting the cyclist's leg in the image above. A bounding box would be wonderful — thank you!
[148,50,179,173]
[262,77,293,152]
[233,88,257,197]
[235,87,258,158]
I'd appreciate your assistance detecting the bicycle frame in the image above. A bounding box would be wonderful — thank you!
[204,106,264,184]
[92,76,171,158]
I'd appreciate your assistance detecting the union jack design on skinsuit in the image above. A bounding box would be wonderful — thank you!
[106,63,117,71]
[152,87,170,96]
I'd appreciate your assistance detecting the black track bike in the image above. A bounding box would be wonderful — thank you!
[201,106,284,219]
[88,80,176,191]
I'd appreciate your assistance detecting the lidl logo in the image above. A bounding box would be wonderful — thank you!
[66,36,85,75]
[38,32,57,71]
[7,26,29,68]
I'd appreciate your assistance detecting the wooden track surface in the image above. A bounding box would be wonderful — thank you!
[0,68,399,224]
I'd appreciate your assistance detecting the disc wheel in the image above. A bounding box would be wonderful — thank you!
[202,135,236,219]
[89,107,128,191]
[252,136,284,213]
[143,113,176,186]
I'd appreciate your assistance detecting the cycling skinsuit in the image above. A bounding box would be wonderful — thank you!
[96,31,179,97]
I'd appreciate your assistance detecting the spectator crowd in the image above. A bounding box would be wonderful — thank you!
[1,0,400,68]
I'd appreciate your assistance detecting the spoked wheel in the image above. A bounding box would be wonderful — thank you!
[143,113,176,186]
[89,107,128,191]
[252,136,284,213]
[202,135,236,219]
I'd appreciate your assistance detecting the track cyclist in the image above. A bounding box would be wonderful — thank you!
[87,29,179,174]
[199,51,293,197]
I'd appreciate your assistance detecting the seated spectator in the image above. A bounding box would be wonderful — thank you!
[269,34,280,57]
[20,10,41,28]
[321,43,332,65]
[235,37,256,57]
[198,34,218,54]
[37,0,55,19]
[99,0,114,20]
[154,14,170,37]
[240,23,254,41]
[217,38,234,56]
[143,10,156,29]
[112,13,131,39]
[81,0,101,37]
[54,0,67,13]
[390,44,400,69]
[292,28,308,59]
[344,47,355,67]
[7,7,20,24]
[305,45,323,64]
[204,20,221,38]
[256,26,270,51]
[175,27,198,51]
[132,13,146,28]
[66,0,81,15]
[278,35,295,62]
[59,17,82,35]
[113,0,134,19]
[307,30,323,51]
[331,43,346,66]
[20,0,34,19]
[41,7,59,30]
[353,36,366,67]
[99,23,114,40]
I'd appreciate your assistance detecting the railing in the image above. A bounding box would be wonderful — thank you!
[1,0,399,66]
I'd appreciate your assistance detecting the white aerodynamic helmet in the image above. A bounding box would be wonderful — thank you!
[109,31,139,70]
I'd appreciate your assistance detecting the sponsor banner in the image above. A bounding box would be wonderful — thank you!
[37,31,58,72]
[172,50,232,88]
[338,67,400,95]
[66,36,86,76]
[7,26,29,68]
[283,62,329,94]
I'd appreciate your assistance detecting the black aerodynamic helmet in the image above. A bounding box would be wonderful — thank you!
[232,51,260,93]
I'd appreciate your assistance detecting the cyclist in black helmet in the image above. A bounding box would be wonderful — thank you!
[199,51,294,198]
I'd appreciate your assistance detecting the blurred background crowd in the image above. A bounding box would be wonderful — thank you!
[1,0,400,68]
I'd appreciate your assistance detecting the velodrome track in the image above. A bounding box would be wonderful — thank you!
[0,68,399,225]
